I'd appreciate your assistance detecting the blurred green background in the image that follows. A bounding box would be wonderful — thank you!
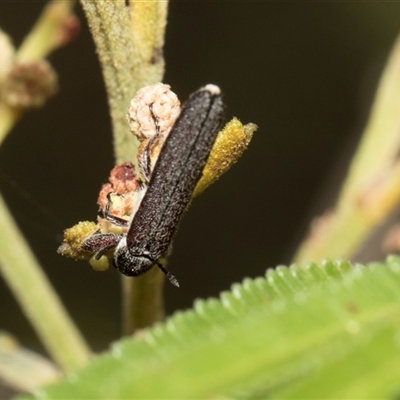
[0,1,399,363]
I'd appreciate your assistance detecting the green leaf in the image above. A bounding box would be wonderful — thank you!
[30,257,400,399]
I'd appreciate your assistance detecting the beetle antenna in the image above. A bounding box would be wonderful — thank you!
[157,263,180,287]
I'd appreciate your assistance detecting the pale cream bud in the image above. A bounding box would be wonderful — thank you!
[126,83,181,141]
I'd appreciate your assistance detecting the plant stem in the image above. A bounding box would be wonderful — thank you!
[0,332,61,393]
[293,34,400,264]
[0,104,21,144]
[0,0,91,374]
[0,1,76,142]
[81,0,168,334]
[122,267,165,335]
[0,194,91,371]
[80,1,167,165]
[16,1,77,63]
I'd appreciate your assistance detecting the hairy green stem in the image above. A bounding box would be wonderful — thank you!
[80,1,166,164]
[80,0,168,334]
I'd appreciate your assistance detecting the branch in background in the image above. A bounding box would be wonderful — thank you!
[0,194,90,372]
[0,332,60,393]
[0,0,91,374]
[294,34,400,264]
[0,1,79,141]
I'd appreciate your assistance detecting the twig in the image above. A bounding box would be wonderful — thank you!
[0,194,91,371]
[0,332,61,393]
[0,0,91,372]
[294,34,400,264]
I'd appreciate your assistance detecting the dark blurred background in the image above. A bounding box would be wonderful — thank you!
[0,1,398,361]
